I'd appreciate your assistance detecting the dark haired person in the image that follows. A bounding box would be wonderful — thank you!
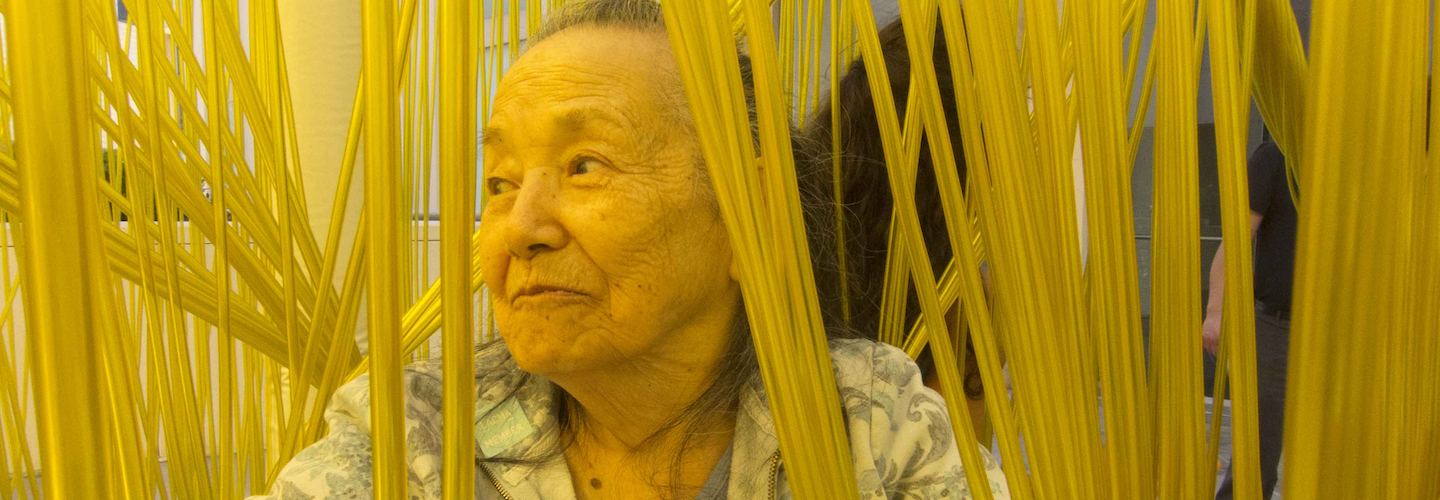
[1202,140,1296,500]
[805,19,998,439]
[806,13,1097,443]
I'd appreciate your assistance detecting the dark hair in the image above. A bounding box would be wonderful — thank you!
[804,19,984,399]
[482,1,852,497]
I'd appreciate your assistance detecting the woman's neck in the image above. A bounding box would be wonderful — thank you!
[547,322,742,499]
[549,330,733,449]
[563,416,733,500]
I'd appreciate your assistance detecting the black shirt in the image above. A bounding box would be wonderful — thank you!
[1247,141,1297,314]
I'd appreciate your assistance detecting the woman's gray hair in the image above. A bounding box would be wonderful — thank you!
[528,0,668,46]
[526,0,699,143]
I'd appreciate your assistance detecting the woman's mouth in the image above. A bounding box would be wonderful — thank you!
[512,284,588,301]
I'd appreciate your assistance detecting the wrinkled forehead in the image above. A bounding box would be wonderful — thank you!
[488,26,686,134]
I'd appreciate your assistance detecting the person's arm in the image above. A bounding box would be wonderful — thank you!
[1201,212,1264,354]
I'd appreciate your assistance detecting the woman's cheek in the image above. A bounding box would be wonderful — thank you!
[478,235,510,297]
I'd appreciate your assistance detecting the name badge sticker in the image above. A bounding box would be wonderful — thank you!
[476,399,537,456]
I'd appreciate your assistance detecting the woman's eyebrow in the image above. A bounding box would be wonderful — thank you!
[480,126,504,146]
[560,106,627,133]
[480,107,629,150]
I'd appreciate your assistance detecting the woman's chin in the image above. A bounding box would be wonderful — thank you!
[500,327,614,377]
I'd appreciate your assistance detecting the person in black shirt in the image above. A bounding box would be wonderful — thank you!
[1202,140,1296,500]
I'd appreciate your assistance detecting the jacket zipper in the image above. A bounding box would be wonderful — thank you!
[480,463,515,500]
[767,451,781,500]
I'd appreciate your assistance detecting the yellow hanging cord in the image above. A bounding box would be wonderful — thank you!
[439,0,478,496]
[827,0,851,323]
[7,1,111,497]
[1150,0,1208,497]
[1205,0,1264,496]
[361,0,408,496]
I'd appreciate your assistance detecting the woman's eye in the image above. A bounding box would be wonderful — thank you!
[573,157,602,175]
[487,178,517,195]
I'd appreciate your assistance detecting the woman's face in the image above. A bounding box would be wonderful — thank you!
[480,26,740,377]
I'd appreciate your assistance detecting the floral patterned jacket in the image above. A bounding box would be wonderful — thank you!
[249,338,1010,500]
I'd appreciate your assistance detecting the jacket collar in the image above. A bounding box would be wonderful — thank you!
[470,343,786,499]
[470,343,562,489]
[728,377,783,499]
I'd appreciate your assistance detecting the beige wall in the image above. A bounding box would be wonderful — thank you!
[278,0,366,347]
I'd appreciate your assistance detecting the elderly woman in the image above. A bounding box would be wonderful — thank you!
[252,1,1005,499]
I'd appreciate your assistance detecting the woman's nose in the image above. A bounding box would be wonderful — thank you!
[503,170,569,259]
